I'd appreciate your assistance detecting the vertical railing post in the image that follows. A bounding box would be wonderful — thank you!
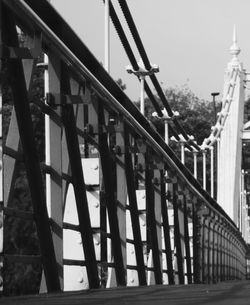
[221,227,226,281]
[212,219,219,283]
[208,219,214,283]
[172,180,184,284]
[161,173,174,285]
[201,216,209,283]
[231,237,236,279]
[192,198,202,283]
[229,235,233,279]
[225,231,230,280]
[217,224,222,282]
[183,191,192,284]
[124,127,146,286]
[210,146,214,198]
[145,152,162,285]
[217,138,220,201]
[45,51,63,291]
[202,150,206,190]
[115,117,127,283]
[135,138,147,283]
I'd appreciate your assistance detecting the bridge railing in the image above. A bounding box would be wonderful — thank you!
[0,0,248,295]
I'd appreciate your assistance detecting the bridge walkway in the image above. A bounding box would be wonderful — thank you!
[2,281,250,305]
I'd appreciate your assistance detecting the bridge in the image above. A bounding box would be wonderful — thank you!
[0,0,250,304]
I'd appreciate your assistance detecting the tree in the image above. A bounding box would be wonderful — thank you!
[140,85,214,144]
[135,85,215,187]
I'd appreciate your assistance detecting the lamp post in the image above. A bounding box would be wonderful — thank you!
[126,58,159,115]
[211,92,220,124]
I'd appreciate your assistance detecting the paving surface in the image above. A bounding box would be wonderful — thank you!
[2,280,250,305]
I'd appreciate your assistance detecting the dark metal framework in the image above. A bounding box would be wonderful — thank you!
[0,0,248,295]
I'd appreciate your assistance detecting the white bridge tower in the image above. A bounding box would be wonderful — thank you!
[217,27,246,230]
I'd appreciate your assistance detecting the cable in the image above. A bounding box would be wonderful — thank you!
[106,0,163,117]
[117,0,200,151]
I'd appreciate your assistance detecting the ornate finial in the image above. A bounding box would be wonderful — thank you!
[230,25,241,60]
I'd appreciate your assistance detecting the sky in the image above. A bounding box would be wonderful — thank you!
[51,0,250,103]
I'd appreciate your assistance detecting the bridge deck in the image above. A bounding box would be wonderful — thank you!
[2,281,250,305]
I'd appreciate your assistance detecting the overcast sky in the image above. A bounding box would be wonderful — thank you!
[51,0,250,103]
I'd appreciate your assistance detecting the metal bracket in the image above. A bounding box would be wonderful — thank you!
[46,93,85,108]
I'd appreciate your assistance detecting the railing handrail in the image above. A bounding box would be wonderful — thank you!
[3,0,246,247]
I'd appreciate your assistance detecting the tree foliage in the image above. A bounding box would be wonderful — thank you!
[141,85,215,144]
[134,85,216,188]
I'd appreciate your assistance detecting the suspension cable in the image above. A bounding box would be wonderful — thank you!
[107,1,181,142]
[117,0,200,150]
[107,0,163,117]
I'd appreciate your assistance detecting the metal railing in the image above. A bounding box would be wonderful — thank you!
[0,0,248,295]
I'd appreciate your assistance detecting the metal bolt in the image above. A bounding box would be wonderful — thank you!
[92,164,99,170]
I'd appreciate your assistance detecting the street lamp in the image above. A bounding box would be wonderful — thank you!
[211,92,220,124]
[126,58,159,115]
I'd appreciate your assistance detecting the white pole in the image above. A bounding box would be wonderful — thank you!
[217,138,220,201]
[203,150,206,190]
[164,120,169,144]
[239,170,244,232]
[181,142,185,164]
[210,146,214,198]
[104,0,110,72]
[44,54,51,217]
[193,151,197,179]
[140,76,145,115]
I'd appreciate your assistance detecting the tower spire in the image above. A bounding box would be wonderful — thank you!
[229,25,241,63]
